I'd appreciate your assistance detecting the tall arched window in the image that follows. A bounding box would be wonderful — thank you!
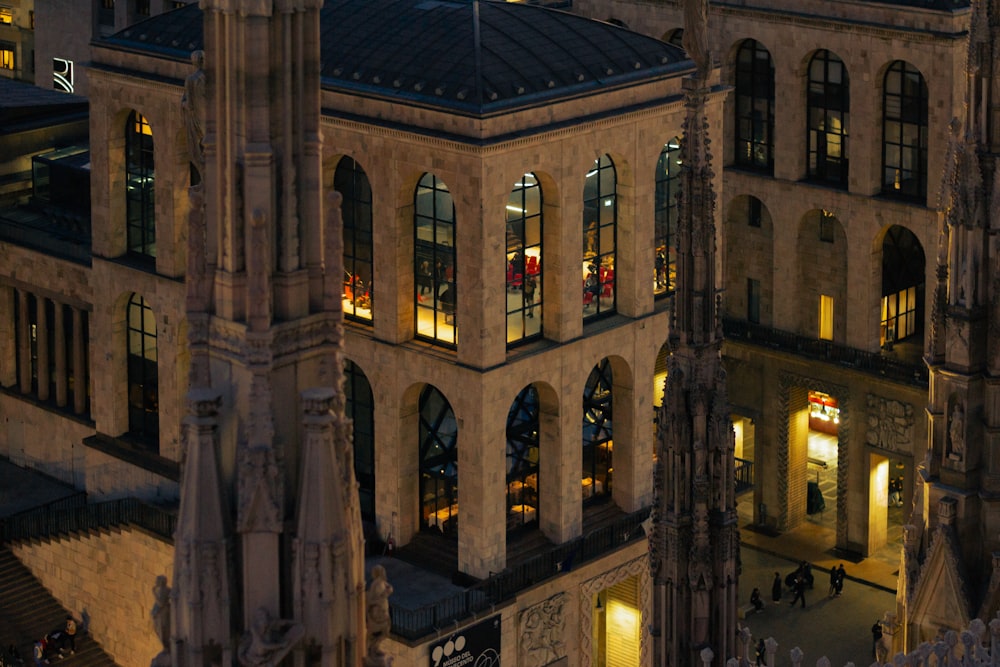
[125,111,155,259]
[336,157,373,322]
[419,386,458,534]
[414,174,457,347]
[127,293,158,447]
[735,39,774,173]
[345,359,375,524]
[655,138,682,297]
[506,385,540,531]
[882,61,928,201]
[582,155,617,320]
[582,359,613,504]
[807,50,849,188]
[506,173,543,345]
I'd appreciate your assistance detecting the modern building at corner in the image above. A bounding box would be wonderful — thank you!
[0,2,724,664]
[571,0,971,650]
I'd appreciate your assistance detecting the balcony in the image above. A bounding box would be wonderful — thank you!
[722,318,927,387]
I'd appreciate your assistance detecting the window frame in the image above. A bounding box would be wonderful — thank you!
[506,173,543,346]
[654,139,682,297]
[806,50,850,188]
[126,293,159,448]
[734,40,775,173]
[336,157,374,324]
[125,111,156,260]
[582,156,617,321]
[414,173,457,347]
[881,60,928,201]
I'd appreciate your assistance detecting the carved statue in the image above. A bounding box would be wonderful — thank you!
[151,575,171,650]
[181,50,207,182]
[682,0,711,80]
[237,607,304,667]
[949,402,965,460]
[365,565,393,660]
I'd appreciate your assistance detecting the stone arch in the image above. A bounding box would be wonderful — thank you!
[873,223,926,351]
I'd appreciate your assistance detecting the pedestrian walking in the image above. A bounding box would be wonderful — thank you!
[790,575,806,608]
[771,571,782,603]
[871,619,883,661]
[828,566,839,598]
[755,638,766,667]
[835,563,846,596]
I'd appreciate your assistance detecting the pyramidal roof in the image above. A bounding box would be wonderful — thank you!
[100,0,690,115]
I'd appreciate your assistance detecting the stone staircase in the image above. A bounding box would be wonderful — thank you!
[0,547,118,667]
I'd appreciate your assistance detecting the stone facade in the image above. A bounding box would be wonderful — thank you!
[10,528,173,667]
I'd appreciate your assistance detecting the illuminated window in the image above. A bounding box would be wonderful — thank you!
[583,155,617,320]
[734,39,774,173]
[654,138,681,296]
[414,173,456,347]
[807,50,850,188]
[506,386,540,531]
[125,111,156,259]
[419,386,458,534]
[0,8,12,24]
[127,294,158,448]
[506,173,543,345]
[0,44,14,71]
[336,157,373,323]
[882,61,927,201]
[819,294,834,341]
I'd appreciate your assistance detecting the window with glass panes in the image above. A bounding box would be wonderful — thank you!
[506,173,542,345]
[735,40,774,172]
[807,50,849,188]
[127,294,158,447]
[655,139,681,296]
[582,359,613,504]
[582,156,617,320]
[126,111,156,259]
[419,386,458,534]
[414,174,456,346]
[345,360,375,524]
[882,61,927,201]
[506,385,540,531]
[336,157,373,322]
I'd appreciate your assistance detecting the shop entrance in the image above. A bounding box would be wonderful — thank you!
[592,576,641,667]
[805,390,839,528]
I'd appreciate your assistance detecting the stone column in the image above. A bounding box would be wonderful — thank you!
[53,302,67,407]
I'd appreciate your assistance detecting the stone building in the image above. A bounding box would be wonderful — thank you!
[0,1,722,664]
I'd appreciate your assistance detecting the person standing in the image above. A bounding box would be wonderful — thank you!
[32,640,45,667]
[750,587,763,613]
[835,563,846,597]
[64,616,77,655]
[871,620,883,661]
[771,571,782,603]
[523,273,537,318]
[755,638,766,667]
[790,575,806,608]
[828,566,839,598]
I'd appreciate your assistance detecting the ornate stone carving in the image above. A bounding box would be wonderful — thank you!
[865,394,914,454]
[682,0,711,80]
[949,401,966,461]
[181,50,206,182]
[150,575,171,666]
[518,593,567,667]
[236,443,282,533]
[237,607,304,667]
[364,565,394,665]
[581,556,650,666]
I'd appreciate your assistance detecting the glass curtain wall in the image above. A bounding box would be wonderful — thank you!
[582,359,613,505]
[420,386,458,534]
[506,385,540,531]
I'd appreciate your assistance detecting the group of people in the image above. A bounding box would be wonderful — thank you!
[31,617,77,666]
[888,476,905,507]
[828,563,847,598]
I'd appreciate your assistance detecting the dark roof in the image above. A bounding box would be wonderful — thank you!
[101,0,689,115]
[0,78,88,132]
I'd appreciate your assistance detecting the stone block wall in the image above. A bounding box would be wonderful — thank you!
[10,527,174,667]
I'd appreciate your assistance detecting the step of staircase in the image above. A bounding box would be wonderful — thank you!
[0,548,118,667]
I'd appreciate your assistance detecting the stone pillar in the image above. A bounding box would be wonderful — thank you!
[539,395,574,543]
[456,394,505,578]
[71,307,87,415]
[53,302,67,407]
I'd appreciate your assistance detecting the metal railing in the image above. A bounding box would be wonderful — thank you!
[0,497,176,545]
[390,507,650,640]
[735,457,754,494]
[722,318,928,387]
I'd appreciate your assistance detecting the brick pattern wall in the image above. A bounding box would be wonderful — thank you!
[10,528,174,667]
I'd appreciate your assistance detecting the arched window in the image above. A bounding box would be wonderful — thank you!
[345,359,375,524]
[582,155,617,320]
[414,174,457,347]
[880,225,925,348]
[506,385,539,531]
[655,138,682,297]
[506,173,543,345]
[125,111,155,259]
[127,293,158,446]
[419,386,458,533]
[882,61,928,201]
[336,157,373,322]
[582,359,613,504]
[735,40,774,173]
[807,50,849,188]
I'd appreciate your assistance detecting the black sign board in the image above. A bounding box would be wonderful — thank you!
[428,614,501,667]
